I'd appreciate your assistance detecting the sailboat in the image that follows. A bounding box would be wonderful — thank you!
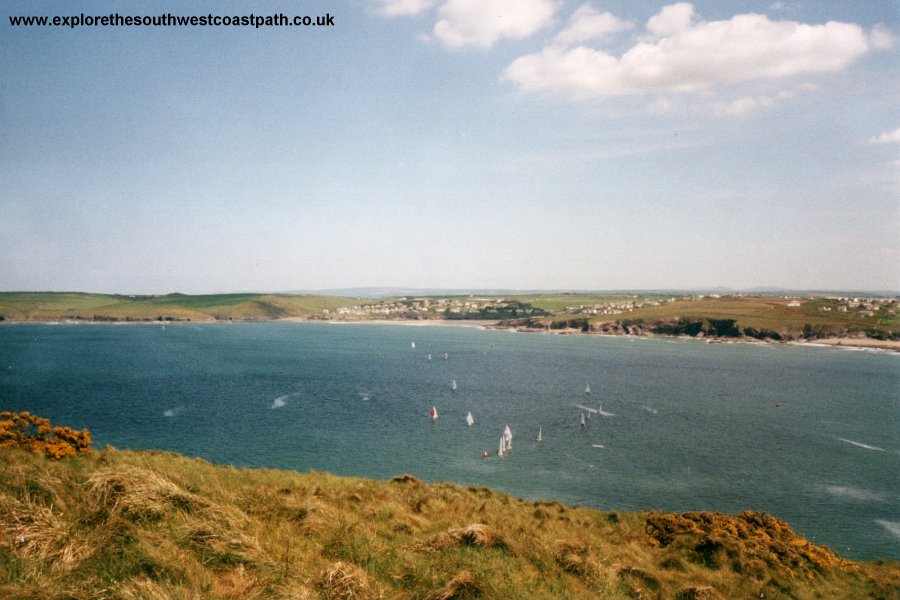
[580,413,586,427]
[498,436,505,456]
[443,352,449,360]
[585,384,591,394]
[430,406,438,420]
[427,353,432,361]
[411,342,416,349]
[466,412,474,427]
[536,426,542,442]
[451,380,457,391]
[503,425,512,450]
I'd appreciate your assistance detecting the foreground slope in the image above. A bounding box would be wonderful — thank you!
[1,449,897,599]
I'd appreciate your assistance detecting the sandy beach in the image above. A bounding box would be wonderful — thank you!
[797,337,900,351]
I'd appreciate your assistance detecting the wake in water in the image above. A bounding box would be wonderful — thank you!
[838,438,886,452]
[641,405,659,415]
[163,406,184,417]
[875,520,900,540]
[271,395,289,409]
[358,391,371,401]
[575,403,616,417]
[825,485,887,502]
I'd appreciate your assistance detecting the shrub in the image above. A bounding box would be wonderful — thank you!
[0,411,91,459]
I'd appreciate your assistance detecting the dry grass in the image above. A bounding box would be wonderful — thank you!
[317,561,381,600]
[674,585,725,600]
[0,447,897,600]
[427,569,486,599]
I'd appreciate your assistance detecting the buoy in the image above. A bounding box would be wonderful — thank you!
[482,451,489,458]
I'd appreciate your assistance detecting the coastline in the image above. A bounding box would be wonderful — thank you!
[792,337,900,351]
[2,316,897,352]
[280,317,500,329]
[483,321,900,352]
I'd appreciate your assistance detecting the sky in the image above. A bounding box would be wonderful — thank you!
[1,0,898,294]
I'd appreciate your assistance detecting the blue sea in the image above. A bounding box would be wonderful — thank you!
[1,321,898,559]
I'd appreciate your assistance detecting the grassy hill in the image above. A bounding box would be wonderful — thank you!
[2,292,897,341]
[527,296,899,341]
[1,448,897,599]
[0,292,361,322]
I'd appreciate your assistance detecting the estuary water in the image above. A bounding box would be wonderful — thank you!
[1,321,897,559]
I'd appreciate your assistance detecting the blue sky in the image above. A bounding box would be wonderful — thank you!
[1,1,897,293]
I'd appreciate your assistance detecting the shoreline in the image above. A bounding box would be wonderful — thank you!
[2,317,897,352]
[484,322,900,352]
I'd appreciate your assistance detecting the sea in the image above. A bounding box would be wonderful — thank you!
[1,321,897,560]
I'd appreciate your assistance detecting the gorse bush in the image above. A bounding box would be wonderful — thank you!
[0,411,91,459]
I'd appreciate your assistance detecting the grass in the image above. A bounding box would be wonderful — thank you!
[0,292,362,322]
[2,292,897,340]
[506,294,666,312]
[1,447,897,599]
[535,296,899,340]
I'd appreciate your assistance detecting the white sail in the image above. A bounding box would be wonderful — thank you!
[503,425,512,450]
[466,412,474,427]
[427,353,432,361]
[585,384,591,394]
[498,436,505,456]
[451,380,457,391]
[430,406,438,420]
[581,412,586,427]
[411,342,416,349]
[537,426,542,442]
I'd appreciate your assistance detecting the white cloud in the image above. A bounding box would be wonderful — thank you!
[376,0,437,17]
[433,0,560,49]
[869,128,900,144]
[646,2,694,37]
[503,5,874,99]
[554,4,632,47]
[711,84,818,118]
[870,24,896,50]
[713,96,775,118]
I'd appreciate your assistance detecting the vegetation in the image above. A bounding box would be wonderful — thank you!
[506,294,667,313]
[0,411,91,459]
[1,292,896,341]
[0,292,361,322]
[523,296,899,341]
[1,447,897,599]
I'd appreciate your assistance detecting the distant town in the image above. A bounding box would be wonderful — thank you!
[323,294,898,321]
[327,297,546,320]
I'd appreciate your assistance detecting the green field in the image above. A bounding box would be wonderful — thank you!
[2,292,897,340]
[0,292,362,322]
[505,294,667,312]
[1,446,896,599]
[531,296,899,340]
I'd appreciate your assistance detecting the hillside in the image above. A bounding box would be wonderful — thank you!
[506,296,900,342]
[1,448,897,599]
[0,292,361,322]
[2,292,897,343]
